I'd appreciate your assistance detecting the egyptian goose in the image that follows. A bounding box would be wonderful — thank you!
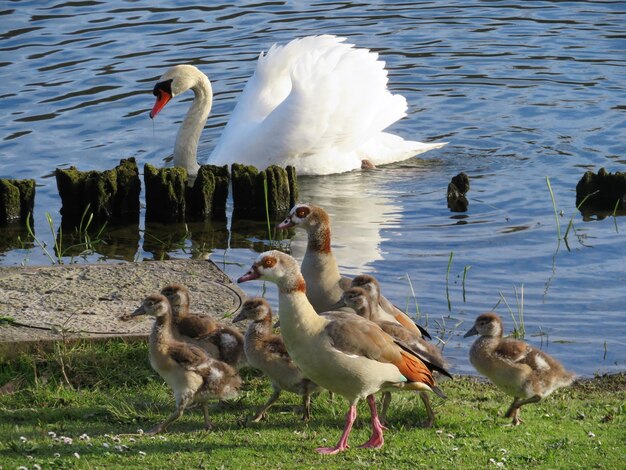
[160,284,245,367]
[131,294,242,434]
[338,286,449,427]
[149,36,446,179]
[232,297,319,422]
[277,203,426,337]
[464,312,576,425]
[238,250,447,454]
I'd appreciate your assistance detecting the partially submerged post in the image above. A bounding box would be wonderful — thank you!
[231,163,298,220]
[55,158,140,225]
[576,168,626,214]
[447,172,470,212]
[0,178,35,226]
[186,164,230,221]
[143,164,187,224]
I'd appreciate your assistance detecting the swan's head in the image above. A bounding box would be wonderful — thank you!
[150,64,207,119]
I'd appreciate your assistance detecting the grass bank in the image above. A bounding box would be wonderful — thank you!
[0,339,624,469]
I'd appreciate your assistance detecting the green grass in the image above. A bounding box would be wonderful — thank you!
[1,340,624,469]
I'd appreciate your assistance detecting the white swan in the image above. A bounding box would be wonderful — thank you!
[150,35,447,177]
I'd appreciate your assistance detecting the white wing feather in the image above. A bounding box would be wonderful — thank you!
[209,35,444,175]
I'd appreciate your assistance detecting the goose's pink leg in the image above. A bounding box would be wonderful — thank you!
[359,394,386,449]
[316,404,357,455]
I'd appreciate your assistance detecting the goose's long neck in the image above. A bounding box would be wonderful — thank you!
[277,279,325,345]
[302,224,341,282]
[173,75,212,176]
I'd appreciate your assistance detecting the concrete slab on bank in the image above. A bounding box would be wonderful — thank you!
[0,260,245,356]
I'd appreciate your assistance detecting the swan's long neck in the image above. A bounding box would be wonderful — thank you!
[173,75,212,177]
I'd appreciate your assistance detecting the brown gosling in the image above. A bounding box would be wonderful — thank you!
[161,284,245,367]
[233,297,319,422]
[339,286,450,427]
[131,294,242,434]
[464,312,576,425]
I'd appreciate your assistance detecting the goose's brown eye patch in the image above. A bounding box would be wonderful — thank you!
[296,207,310,218]
[263,257,277,268]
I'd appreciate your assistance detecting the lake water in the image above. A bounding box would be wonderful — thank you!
[1,1,624,376]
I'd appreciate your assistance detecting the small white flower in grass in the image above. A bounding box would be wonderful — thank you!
[48,431,57,439]
[19,436,27,442]
[588,431,596,438]
[73,452,80,459]
[496,462,504,468]
[62,437,73,445]
[18,466,28,470]
[435,430,443,435]
[500,448,508,454]
[139,451,147,456]
[102,442,110,448]
[115,445,124,452]
[137,429,144,435]
[447,433,455,439]
[54,453,61,458]
[452,447,459,451]
[79,433,90,441]
[112,436,121,443]
[34,464,42,470]
[129,437,136,443]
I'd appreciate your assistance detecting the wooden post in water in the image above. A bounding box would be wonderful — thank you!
[143,164,187,224]
[55,157,140,226]
[0,178,35,226]
[231,164,298,221]
[186,164,230,221]
[576,168,626,214]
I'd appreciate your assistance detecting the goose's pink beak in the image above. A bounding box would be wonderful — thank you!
[237,267,260,283]
[277,217,294,229]
[150,90,172,119]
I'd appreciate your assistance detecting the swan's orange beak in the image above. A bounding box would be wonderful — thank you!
[150,90,171,119]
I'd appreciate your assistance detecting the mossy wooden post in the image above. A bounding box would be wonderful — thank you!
[231,163,260,219]
[286,165,298,209]
[55,158,140,225]
[111,158,141,223]
[231,164,298,221]
[186,165,230,221]
[0,178,35,226]
[262,165,294,218]
[576,168,626,213]
[144,164,187,223]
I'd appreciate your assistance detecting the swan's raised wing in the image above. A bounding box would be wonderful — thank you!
[209,36,410,175]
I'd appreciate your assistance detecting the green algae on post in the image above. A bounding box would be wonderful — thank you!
[0,178,35,226]
[186,164,230,222]
[143,164,187,223]
[55,158,140,225]
[231,164,298,221]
